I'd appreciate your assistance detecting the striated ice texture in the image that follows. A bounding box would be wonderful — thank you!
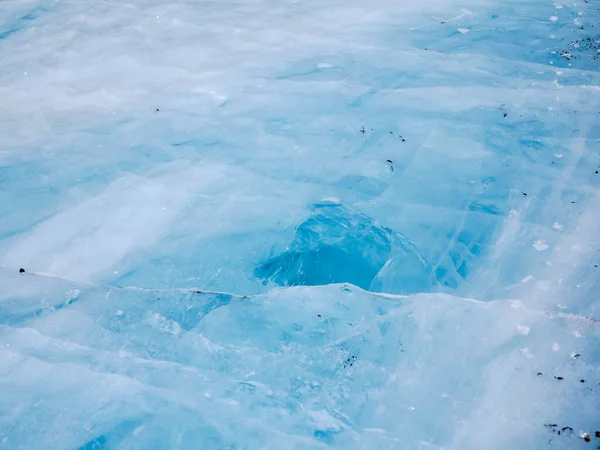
[0,0,599,448]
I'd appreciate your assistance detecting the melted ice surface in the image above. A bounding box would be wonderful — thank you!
[0,0,599,448]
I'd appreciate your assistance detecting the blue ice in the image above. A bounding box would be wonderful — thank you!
[0,0,599,448]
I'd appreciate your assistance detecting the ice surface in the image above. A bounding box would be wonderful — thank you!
[1,0,599,448]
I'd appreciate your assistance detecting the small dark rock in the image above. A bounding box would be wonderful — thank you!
[19,268,25,273]
[555,376,564,380]
[537,372,543,376]
[545,424,558,428]
[387,159,393,164]
[595,431,600,438]
[573,354,581,358]
[584,434,591,442]
[522,192,527,197]
[503,113,507,117]
[580,379,585,383]
[155,108,159,112]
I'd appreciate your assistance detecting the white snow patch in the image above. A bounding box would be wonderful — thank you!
[309,411,343,431]
[520,348,533,359]
[533,240,549,251]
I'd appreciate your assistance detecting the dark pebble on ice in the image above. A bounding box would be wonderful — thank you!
[574,354,581,358]
[537,372,543,376]
[155,108,159,112]
[580,379,585,383]
[545,424,558,428]
[555,376,564,380]
[584,434,591,442]
[522,192,527,196]
[19,268,25,273]
[387,159,393,164]
[595,431,600,438]
[503,113,507,117]
[317,314,321,317]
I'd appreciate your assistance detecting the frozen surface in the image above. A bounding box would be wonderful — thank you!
[0,0,599,448]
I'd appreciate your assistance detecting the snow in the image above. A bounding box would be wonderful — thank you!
[0,0,599,448]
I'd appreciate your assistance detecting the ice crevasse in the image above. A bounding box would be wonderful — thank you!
[0,0,599,448]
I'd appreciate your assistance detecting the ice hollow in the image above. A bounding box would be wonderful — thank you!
[256,202,435,293]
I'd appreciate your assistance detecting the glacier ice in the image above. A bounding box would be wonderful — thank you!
[0,0,599,448]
